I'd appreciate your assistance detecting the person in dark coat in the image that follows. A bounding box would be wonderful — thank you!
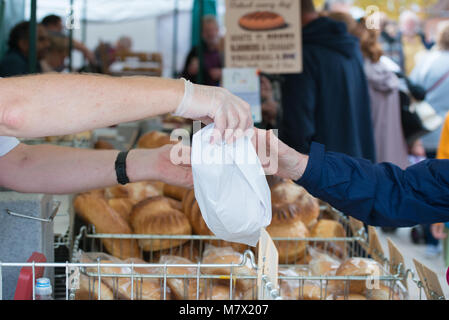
[181,15,223,86]
[280,0,376,162]
[0,21,50,77]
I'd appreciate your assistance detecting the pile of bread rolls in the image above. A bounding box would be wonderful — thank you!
[279,248,405,300]
[75,246,256,300]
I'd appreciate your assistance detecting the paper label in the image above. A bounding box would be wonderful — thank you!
[257,228,279,300]
[225,0,302,74]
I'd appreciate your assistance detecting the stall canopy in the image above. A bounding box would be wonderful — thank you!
[25,0,195,23]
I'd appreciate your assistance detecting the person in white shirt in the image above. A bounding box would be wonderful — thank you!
[0,73,252,194]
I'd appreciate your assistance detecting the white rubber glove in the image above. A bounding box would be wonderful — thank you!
[173,78,253,144]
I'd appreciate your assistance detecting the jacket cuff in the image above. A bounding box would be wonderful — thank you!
[296,142,325,193]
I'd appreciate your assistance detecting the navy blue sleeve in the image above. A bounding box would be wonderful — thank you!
[297,143,449,227]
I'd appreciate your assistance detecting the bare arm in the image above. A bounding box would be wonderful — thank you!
[0,73,184,138]
[0,143,192,194]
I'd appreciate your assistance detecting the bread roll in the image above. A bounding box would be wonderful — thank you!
[73,192,140,259]
[334,293,367,300]
[105,181,163,204]
[335,258,385,294]
[159,255,201,300]
[130,196,192,251]
[279,267,310,300]
[201,246,256,292]
[270,180,320,228]
[182,189,196,215]
[163,184,189,201]
[152,241,201,263]
[75,274,114,300]
[137,131,177,149]
[300,283,326,300]
[199,284,242,300]
[107,198,134,223]
[366,284,402,300]
[310,219,347,258]
[308,249,341,276]
[266,211,309,264]
[94,140,115,150]
[88,260,164,300]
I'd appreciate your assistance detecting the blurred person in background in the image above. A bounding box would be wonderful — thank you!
[409,21,449,255]
[41,14,96,65]
[410,21,449,159]
[399,10,434,76]
[280,0,376,162]
[115,36,133,55]
[181,15,223,86]
[431,114,449,265]
[328,12,409,169]
[379,17,405,72]
[40,34,69,73]
[0,21,49,77]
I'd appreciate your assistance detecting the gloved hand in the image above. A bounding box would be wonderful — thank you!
[173,78,253,144]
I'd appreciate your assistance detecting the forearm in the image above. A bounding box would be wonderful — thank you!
[0,73,184,138]
[295,143,449,227]
[0,144,154,194]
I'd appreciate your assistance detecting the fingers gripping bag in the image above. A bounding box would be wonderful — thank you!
[191,124,272,247]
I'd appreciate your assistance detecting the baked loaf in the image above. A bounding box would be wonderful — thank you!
[159,255,201,300]
[107,198,134,223]
[181,189,248,253]
[335,258,385,294]
[238,11,286,31]
[75,274,114,300]
[104,181,164,204]
[73,192,140,259]
[334,293,367,300]
[266,209,309,264]
[310,219,347,258]
[201,246,256,292]
[163,184,189,201]
[199,284,242,300]
[129,196,192,251]
[279,267,310,300]
[271,180,320,229]
[94,139,115,150]
[137,131,177,149]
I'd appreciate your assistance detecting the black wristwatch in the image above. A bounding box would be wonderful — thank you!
[115,151,130,185]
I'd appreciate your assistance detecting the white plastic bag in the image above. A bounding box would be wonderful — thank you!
[191,124,272,247]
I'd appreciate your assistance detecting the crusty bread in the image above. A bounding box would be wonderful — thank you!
[334,293,367,300]
[266,209,309,264]
[94,139,115,150]
[104,181,163,204]
[271,180,320,228]
[129,196,192,251]
[75,274,114,300]
[199,284,242,300]
[201,246,256,292]
[137,131,177,149]
[107,198,134,223]
[73,192,140,259]
[335,258,385,294]
[163,184,189,201]
[278,267,310,300]
[158,255,201,300]
[310,219,347,258]
[152,241,201,263]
